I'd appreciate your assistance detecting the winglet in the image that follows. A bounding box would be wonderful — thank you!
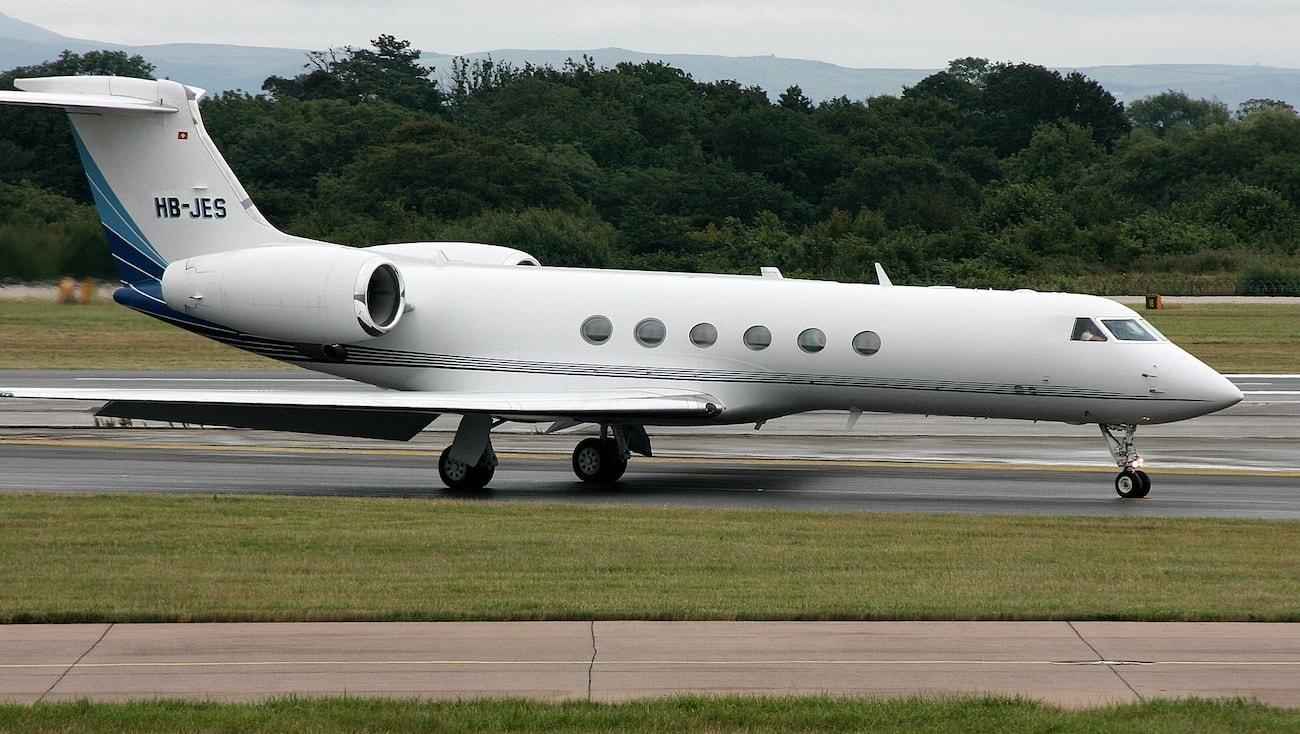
[874,262,893,287]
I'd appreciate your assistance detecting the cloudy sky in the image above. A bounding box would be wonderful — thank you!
[8,1,1300,68]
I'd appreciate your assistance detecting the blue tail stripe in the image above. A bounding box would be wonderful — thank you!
[104,226,165,281]
[67,124,168,273]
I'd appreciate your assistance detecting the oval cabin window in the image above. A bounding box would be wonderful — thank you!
[634,318,666,347]
[581,315,613,345]
[689,323,718,347]
[798,328,826,353]
[743,325,772,351]
[852,330,881,356]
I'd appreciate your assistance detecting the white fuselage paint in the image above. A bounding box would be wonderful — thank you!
[302,260,1241,427]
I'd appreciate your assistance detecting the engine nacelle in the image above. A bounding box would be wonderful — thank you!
[161,245,405,343]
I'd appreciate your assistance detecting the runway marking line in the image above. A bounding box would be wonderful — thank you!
[3,437,1299,478]
[3,659,1298,670]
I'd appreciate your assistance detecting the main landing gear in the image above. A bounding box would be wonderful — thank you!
[438,445,496,491]
[571,424,649,484]
[572,437,628,483]
[1101,423,1151,499]
[435,418,650,490]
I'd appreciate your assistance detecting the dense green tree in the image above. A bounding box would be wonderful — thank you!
[4,42,1300,291]
[316,117,584,221]
[1128,91,1230,135]
[262,35,442,113]
[1236,98,1297,119]
[0,182,110,278]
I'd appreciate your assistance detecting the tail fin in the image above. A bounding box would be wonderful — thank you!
[0,76,311,282]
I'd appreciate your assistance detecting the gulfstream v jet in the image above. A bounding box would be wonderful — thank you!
[0,76,1243,497]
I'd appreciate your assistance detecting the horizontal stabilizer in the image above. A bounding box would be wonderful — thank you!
[0,90,177,114]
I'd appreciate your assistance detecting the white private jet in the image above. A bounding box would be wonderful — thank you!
[0,76,1243,497]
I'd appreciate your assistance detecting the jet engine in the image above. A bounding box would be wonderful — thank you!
[161,245,405,343]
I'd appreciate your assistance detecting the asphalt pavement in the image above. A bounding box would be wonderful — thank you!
[1,371,1298,518]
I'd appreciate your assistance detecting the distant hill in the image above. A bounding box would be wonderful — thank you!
[4,11,1299,109]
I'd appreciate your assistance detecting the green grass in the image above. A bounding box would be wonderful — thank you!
[0,299,286,370]
[2,299,1298,372]
[1,495,1296,623]
[1,697,1297,733]
[1144,304,1300,373]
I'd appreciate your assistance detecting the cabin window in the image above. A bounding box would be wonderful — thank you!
[1070,318,1108,342]
[634,318,666,347]
[852,330,881,356]
[1102,318,1158,342]
[797,328,826,353]
[689,322,718,347]
[581,315,613,345]
[743,325,772,351]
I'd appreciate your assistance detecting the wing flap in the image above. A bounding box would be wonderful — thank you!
[97,401,438,441]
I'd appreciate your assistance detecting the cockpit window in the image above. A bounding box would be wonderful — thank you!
[1138,318,1168,341]
[1071,317,1108,342]
[1102,319,1158,341]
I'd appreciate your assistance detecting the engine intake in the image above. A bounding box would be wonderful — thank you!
[161,245,406,344]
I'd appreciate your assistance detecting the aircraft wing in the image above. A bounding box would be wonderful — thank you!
[0,387,724,441]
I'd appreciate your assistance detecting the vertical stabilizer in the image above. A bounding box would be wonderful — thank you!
[0,76,314,281]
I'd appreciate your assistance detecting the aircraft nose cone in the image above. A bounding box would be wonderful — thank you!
[1208,373,1245,412]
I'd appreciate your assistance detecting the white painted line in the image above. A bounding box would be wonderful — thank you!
[1226,374,1300,379]
[1242,391,1300,395]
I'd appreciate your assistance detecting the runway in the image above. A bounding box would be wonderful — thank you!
[1,371,1299,518]
[3,372,1298,710]
[4,621,1298,707]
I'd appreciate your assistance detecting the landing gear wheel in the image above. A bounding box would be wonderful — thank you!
[438,446,495,491]
[1115,469,1148,499]
[572,437,628,483]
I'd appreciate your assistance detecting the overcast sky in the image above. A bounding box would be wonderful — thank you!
[8,1,1300,68]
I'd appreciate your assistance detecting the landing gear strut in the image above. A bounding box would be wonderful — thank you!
[1101,423,1150,499]
[571,424,645,483]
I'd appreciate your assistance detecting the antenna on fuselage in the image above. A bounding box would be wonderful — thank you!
[874,263,893,287]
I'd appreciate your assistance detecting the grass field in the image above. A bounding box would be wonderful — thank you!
[0,299,285,371]
[0,298,1297,372]
[1144,304,1300,373]
[1,495,1296,623]
[2,697,1298,733]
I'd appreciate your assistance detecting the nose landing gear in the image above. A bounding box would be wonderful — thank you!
[1101,423,1150,498]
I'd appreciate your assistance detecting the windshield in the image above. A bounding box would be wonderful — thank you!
[1102,318,1158,341]
[1071,317,1108,342]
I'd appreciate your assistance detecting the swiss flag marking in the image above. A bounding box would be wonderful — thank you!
[177,131,189,140]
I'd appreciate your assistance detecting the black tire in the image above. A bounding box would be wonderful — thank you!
[601,441,629,482]
[1134,470,1151,498]
[439,446,493,490]
[1115,469,1145,499]
[572,437,628,483]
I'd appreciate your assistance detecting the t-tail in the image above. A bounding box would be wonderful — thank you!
[0,76,403,354]
[0,76,316,283]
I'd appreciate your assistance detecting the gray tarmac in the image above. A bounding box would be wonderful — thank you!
[1,371,1299,518]
[4,621,1299,707]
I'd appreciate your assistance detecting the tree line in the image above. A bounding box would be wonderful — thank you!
[3,41,1300,294]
